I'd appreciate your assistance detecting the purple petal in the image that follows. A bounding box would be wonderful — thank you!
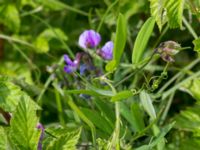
[78,30,101,49]
[64,54,74,65]
[36,123,45,150]
[98,41,113,60]
[64,65,76,74]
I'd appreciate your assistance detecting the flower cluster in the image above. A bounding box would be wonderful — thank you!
[156,41,181,62]
[64,29,113,74]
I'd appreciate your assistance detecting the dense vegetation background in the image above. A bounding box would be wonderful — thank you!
[0,0,200,149]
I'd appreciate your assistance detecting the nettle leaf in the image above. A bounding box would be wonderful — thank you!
[9,95,41,150]
[181,78,200,101]
[34,36,49,53]
[139,90,156,119]
[149,0,167,31]
[0,81,22,112]
[132,17,155,64]
[106,13,127,72]
[0,126,8,149]
[0,4,20,32]
[165,0,185,28]
[45,127,81,150]
[193,38,200,53]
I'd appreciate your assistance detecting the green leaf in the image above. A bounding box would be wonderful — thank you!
[0,81,22,112]
[135,122,175,150]
[131,102,145,132]
[181,78,200,101]
[45,127,81,150]
[139,90,156,119]
[106,13,127,71]
[165,0,185,28]
[0,4,20,32]
[149,0,167,31]
[0,126,7,149]
[34,36,49,53]
[111,90,133,102]
[39,28,68,41]
[193,38,200,53]
[81,107,113,134]
[120,102,143,132]
[9,95,41,150]
[132,17,155,64]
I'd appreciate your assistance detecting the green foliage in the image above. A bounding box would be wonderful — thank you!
[140,90,156,119]
[193,38,200,53]
[132,17,155,64]
[0,4,20,32]
[165,0,185,28]
[106,13,127,71]
[44,127,81,150]
[9,95,40,150]
[149,0,167,31]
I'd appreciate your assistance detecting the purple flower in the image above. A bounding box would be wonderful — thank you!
[64,53,81,73]
[97,41,113,60]
[36,123,44,150]
[78,30,101,49]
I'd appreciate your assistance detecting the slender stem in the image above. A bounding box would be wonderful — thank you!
[96,0,119,32]
[158,58,200,93]
[67,96,96,148]
[162,70,200,99]
[54,89,65,126]
[183,16,198,39]
[37,57,64,106]
[31,14,75,58]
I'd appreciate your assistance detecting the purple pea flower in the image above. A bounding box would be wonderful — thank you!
[64,53,81,73]
[97,41,113,60]
[36,123,45,150]
[78,30,101,49]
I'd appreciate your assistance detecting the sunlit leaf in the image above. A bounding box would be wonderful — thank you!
[34,36,49,53]
[111,90,133,102]
[165,0,185,28]
[139,90,156,119]
[106,13,127,71]
[132,17,155,64]
[193,38,200,53]
[9,95,41,150]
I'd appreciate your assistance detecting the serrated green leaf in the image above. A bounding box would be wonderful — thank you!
[111,90,133,102]
[139,90,156,119]
[0,81,22,112]
[34,36,49,53]
[193,38,200,53]
[132,17,155,64]
[166,0,185,28]
[9,95,41,150]
[106,13,127,71]
[46,128,81,150]
[0,4,20,32]
[149,0,167,31]
[0,126,7,150]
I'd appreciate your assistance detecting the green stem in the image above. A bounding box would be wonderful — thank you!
[162,70,200,99]
[31,14,75,58]
[96,0,119,32]
[183,16,198,39]
[67,96,96,147]
[158,58,200,93]
[54,89,65,126]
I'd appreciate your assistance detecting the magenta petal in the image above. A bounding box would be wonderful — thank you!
[78,30,101,49]
[99,41,113,60]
